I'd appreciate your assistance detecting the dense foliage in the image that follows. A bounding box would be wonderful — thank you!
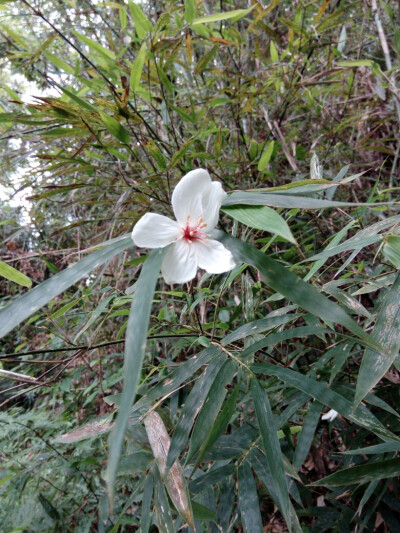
[1,1,400,531]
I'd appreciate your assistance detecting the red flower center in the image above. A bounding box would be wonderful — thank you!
[182,216,207,242]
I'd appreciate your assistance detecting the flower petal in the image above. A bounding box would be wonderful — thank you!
[171,169,213,226]
[161,240,198,284]
[132,213,181,248]
[201,181,227,229]
[194,239,235,274]
[321,409,339,422]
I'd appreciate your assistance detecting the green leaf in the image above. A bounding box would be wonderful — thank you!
[38,493,60,521]
[214,232,380,350]
[238,462,264,533]
[144,411,194,529]
[184,0,196,23]
[304,235,382,262]
[53,84,97,112]
[251,378,291,529]
[106,247,165,509]
[222,205,296,244]
[99,111,130,144]
[355,272,400,406]
[337,60,374,67]
[191,5,255,25]
[0,237,132,339]
[187,359,237,461]
[139,473,153,533]
[310,458,400,487]
[258,140,275,170]
[166,354,226,470]
[129,1,153,39]
[240,329,334,360]
[130,42,147,92]
[270,41,279,62]
[193,382,240,468]
[222,313,297,345]
[168,135,199,169]
[340,442,400,455]
[383,235,400,268]
[223,191,388,210]
[134,346,220,410]
[191,501,216,521]
[293,401,323,471]
[0,260,32,288]
[43,52,74,74]
[72,30,116,60]
[251,362,400,442]
[250,449,302,533]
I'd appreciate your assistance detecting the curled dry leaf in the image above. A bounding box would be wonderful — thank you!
[144,411,194,530]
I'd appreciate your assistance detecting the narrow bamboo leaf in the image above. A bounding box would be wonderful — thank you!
[187,359,237,461]
[304,235,381,262]
[222,313,297,345]
[0,260,32,288]
[293,401,323,471]
[215,232,380,350]
[55,417,112,443]
[223,191,388,210]
[194,45,218,75]
[168,135,199,169]
[310,458,400,487]
[99,111,130,144]
[129,1,153,39]
[191,501,216,520]
[193,382,240,468]
[250,449,302,533]
[340,442,400,455]
[303,220,355,281]
[251,363,400,442]
[154,467,175,533]
[166,354,226,470]
[355,272,400,406]
[51,298,81,320]
[72,30,116,60]
[251,378,291,529]
[74,294,114,341]
[238,462,264,533]
[140,473,154,533]
[222,205,295,244]
[189,465,235,494]
[184,0,196,23]
[130,42,147,92]
[144,412,194,529]
[38,493,60,521]
[270,41,279,62]
[134,346,220,408]
[0,236,132,339]
[191,5,255,25]
[43,52,74,74]
[258,140,275,170]
[383,235,400,268]
[337,60,374,67]
[106,248,165,508]
[244,330,358,362]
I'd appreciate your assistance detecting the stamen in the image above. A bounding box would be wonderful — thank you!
[182,214,207,242]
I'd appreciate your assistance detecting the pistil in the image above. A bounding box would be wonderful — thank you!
[182,216,207,242]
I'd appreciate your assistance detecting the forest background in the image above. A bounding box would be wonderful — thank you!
[1,0,400,532]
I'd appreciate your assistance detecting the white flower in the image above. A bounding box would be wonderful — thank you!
[131,169,235,284]
[321,409,339,422]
